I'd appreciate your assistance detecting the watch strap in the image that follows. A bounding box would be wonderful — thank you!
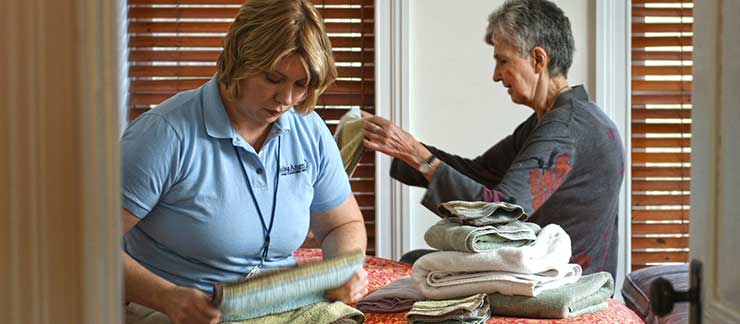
[418,155,437,173]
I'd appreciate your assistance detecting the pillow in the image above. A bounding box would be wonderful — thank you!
[621,264,689,324]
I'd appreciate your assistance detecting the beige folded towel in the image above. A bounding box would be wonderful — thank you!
[412,224,581,299]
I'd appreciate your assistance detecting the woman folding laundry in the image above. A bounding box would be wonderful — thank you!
[363,0,624,279]
[120,1,367,323]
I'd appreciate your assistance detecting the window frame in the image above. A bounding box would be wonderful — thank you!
[595,0,631,300]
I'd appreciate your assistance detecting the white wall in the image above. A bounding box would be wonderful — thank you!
[406,0,596,250]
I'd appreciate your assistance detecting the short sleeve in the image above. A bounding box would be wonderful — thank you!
[121,114,183,218]
[309,118,351,212]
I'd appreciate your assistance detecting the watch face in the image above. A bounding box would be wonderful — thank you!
[418,163,431,174]
[418,155,436,174]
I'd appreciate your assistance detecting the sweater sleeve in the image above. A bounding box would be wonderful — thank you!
[388,138,515,189]
[421,116,577,216]
[388,115,536,189]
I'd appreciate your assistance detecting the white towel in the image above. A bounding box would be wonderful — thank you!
[421,264,582,299]
[412,224,582,299]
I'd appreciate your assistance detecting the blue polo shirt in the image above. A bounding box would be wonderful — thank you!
[121,75,351,293]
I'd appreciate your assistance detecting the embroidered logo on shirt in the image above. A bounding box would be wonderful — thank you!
[280,160,308,176]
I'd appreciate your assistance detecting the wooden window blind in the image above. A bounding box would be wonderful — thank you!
[630,0,692,271]
[127,0,377,255]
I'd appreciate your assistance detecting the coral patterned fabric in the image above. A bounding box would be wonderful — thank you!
[294,249,645,324]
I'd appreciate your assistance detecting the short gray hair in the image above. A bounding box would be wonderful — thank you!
[485,0,574,78]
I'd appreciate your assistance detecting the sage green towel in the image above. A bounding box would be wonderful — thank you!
[439,201,528,226]
[424,219,541,253]
[486,272,614,319]
[406,293,491,324]
[223,301,364,324]
[334,108,369,177]
[214,251,364,322]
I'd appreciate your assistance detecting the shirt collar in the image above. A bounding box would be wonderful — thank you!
[552,85,589,108]
[202,74,292,140]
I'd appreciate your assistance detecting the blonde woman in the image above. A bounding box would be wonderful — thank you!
[121,1,367,323]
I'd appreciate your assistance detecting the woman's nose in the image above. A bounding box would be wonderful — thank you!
[275,85,292,106]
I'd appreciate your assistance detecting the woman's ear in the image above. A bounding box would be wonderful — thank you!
[531,47,548,74]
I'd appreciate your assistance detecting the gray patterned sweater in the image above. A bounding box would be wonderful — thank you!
[391,86,624,278]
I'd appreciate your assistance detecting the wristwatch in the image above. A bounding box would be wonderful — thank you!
[417,155,437,174]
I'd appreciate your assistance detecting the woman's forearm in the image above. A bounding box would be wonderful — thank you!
[124,252,176,313]
[320,219,367,259]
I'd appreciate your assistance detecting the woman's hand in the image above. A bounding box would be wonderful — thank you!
[325,267,369,304]
[163,286,222,324]
[362,115,432,168]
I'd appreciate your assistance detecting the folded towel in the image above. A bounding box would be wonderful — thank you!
[356,277,425,313]
[415,224,572,275]
[222,301,364,324]
[422,264,582,298]
[439,201,528,226]
[213,251,364,322]
[334,108,369,177]
[412,224,579,299]
[406,293,491,324]
[424,219,540,253]
[487,272,614,319]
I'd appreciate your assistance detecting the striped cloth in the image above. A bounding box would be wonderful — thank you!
[405,293,491,324]
[222,301,364,324]
[334,108,369,177]
[213,251,365,322]
[439,201,529,226]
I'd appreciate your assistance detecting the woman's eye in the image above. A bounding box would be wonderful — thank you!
[265,73,282,84]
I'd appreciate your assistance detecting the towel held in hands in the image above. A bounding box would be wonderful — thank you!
[212,250,365,322]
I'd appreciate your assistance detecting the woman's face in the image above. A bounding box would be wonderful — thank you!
[491,36,539,107]
[234,54,309,127]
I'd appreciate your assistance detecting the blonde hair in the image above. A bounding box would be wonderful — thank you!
[217,0,336,114]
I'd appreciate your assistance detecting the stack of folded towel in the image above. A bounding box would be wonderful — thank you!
[359,201,614,319]
[413,221,582,299]
[405,293,491,324]
[411,200,615,319]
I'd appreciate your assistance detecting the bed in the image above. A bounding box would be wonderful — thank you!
[295,249,646,324]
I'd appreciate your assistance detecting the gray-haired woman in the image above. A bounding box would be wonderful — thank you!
[363,0,624,278]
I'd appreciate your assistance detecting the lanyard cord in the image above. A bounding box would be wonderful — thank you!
[233,136,281,278]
